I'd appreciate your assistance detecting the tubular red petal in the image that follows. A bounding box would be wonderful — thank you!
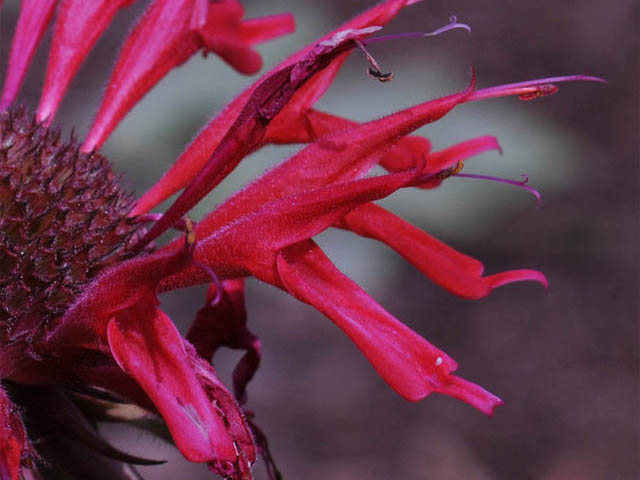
[160,170,416,291]
[133,0,419,215]
[36,0,135,124]
[431,374,503,416]
[339,203,547,299]
[82,0,293,152]
[483,269,548,290]
[107,303,236,463]
[0,0,58,111]
[134,27,402,250]
[81,0,198,151]
[339,203,487,294]
[197,3,295,75]
[276,239,500,415]
[237,13,296,45]
[185,83,471,247]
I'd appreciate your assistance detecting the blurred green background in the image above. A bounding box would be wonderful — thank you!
[1,1,637,479]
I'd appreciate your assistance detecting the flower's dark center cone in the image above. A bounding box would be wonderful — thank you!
[0,108,143,347]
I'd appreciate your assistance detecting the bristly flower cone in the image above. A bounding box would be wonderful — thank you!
[0,108,143,346]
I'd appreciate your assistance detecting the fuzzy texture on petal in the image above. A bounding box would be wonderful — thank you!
[160,170,417,290]
[107,300,237,463]
[132,0,420,215]
[135,25,406,249]
[176,82,472,249]
[82,0,294,152]
[0,0,58,111]
[36,0,135,123]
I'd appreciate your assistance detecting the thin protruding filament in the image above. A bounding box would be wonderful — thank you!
[364,15,471,45]
[464,75,606,103]
[454,173,542,207]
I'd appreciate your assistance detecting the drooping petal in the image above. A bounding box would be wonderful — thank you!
[188,279,261,405]
[36,0,136,123]
[132,0,421,216]
[338,203,547,299]
[0,0,58,111]
[196,1,294,75]
[188,347,257,478]
[81,0,294,152]
[275,239,502,415]
[0,387,26,480]
[107,300,237,463]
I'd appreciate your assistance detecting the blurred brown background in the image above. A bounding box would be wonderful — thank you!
[1,0,638,479]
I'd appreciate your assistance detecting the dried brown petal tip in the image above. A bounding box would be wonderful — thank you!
[0,108,143,342]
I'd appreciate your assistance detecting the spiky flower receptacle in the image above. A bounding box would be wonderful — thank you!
[0,1,602,479]
[0,109,141,344]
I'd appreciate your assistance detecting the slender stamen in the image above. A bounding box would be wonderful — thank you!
[182,217,223,306]
[354,39,393,82]
[195,260,224,307]
[364,15,471,45]
[464,75,606,103]
[453,173,542,207]
[134,213,193,231]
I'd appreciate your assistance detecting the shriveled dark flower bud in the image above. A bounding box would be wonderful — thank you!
[0,108,142,344]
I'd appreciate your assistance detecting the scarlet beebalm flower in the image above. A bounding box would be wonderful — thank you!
[0,0,602,479]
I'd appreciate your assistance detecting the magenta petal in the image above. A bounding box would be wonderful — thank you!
[81,0,197,151]
[132,0,419,216]
[431,373,504,416]
[134,26,402,249]
[0,0,58,111]
[484,269,548,290]
[159,170,416,290]
[339,203,489,296]
[36,0,135,123]
[107,302,236,463]
[276,240,502,414]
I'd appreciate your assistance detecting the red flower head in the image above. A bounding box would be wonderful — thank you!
[0,0,602,478]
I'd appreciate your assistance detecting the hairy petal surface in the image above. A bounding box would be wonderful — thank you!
[36,0,136,123]
[134,25,407,248]
[133,0,421,215]
[186,83,471,245]
[0,0,58,110]
[160,170,416,290]
[82,0,294,152]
